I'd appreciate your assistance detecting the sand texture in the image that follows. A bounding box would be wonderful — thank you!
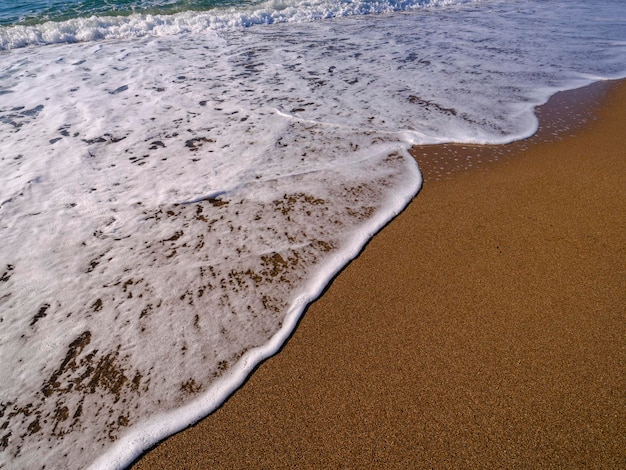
[132,80,625,468]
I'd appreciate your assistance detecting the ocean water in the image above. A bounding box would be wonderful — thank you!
[0,0,624,468]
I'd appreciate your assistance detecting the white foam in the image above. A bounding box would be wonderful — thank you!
[0,0,625,468]
[0,0,481,50]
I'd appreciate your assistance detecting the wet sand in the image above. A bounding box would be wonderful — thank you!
[132,80,625,468]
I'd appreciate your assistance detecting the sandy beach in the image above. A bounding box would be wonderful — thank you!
[132,80,625,468]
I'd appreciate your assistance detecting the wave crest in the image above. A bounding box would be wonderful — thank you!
[0,0,479,50]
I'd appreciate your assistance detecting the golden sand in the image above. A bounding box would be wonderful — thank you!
[132,80,625,468]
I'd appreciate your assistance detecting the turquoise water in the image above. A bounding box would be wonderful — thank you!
[0,0,243,25]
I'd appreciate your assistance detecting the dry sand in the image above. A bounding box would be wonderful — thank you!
[132,80,625,468]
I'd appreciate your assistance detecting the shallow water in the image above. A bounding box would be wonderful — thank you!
[0,0,625,468]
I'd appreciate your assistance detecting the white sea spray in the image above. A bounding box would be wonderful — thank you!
[0,0,481,50]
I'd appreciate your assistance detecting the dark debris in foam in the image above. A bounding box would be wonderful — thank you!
[185,137,214,151]
[2,329,144,457]
[0,264,14,282]
[0,104,44,129]
[0,165,395,462]
[108,85,129,95]
[30,302,50,327]
[82,133,127,145]
[408,95,458,116]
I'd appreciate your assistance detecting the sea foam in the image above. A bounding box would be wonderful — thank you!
[0,0,479,50]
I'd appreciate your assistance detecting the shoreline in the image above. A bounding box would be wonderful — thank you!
[132,79,625,468]
[412,79,618,182]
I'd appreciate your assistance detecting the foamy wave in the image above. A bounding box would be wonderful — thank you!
[2,0,625,467]
[0,0,479,50]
